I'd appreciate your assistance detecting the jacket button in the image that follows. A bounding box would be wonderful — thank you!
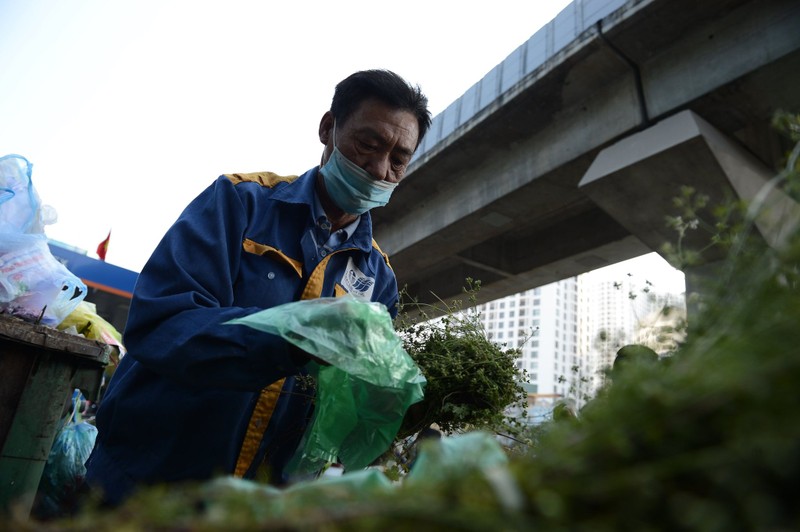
[267,272,275,280]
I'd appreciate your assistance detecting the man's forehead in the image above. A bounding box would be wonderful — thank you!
[354,122,417,146]
[349,110,417,146]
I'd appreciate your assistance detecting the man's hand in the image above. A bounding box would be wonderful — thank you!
[288,343,331,367]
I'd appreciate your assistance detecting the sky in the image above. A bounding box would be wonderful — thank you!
[583,252,686,298]
[0,0,684,293]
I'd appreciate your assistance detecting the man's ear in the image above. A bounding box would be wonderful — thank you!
[319,111,334,146]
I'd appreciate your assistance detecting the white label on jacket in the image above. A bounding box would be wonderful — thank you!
[341,258,375,301]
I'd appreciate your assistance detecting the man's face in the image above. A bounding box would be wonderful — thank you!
[319,98,420,184]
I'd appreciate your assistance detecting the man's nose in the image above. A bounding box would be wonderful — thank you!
[362,155,390,181]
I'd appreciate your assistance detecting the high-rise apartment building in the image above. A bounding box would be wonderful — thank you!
[475,253,686,414]
[477,275,585,410]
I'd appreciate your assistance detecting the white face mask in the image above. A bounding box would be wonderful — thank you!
[320,126,397,215]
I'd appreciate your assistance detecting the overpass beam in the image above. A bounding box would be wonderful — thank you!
[579,108,800,294]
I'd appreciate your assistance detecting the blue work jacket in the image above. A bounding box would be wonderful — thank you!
[85,167,399,503]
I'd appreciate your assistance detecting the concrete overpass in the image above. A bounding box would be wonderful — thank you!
[372,0,800,308]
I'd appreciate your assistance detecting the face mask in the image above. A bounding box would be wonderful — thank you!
[320,127,398,215]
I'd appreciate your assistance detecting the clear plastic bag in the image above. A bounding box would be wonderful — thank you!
[0,154,86,326]
[226,296,426,477]
[0,154,54,234]
[0,233,87,326]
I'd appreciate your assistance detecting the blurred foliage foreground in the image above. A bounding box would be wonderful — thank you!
[18,114,800,531]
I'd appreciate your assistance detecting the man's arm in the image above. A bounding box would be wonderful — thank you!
[122,177,306,391]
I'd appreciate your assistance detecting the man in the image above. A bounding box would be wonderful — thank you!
[85,70,431,504]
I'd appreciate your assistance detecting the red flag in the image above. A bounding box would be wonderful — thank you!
[97,231,111,261]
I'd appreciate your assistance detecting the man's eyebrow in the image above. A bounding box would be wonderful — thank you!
[395,144,414,158]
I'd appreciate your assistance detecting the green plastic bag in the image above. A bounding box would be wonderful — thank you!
[226,296,426,477]
[405,431,510,485]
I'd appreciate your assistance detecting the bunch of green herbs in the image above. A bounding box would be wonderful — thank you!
[393,279,529,442]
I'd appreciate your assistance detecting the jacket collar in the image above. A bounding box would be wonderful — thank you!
[270,166,376,254]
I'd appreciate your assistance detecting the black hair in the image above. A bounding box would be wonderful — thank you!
[330,69,432,148]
